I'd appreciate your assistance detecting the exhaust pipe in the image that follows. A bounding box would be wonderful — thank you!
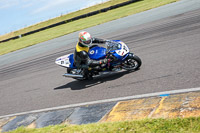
[63,73,84,78]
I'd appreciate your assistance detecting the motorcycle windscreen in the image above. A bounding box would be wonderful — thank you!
[88,46,106,60]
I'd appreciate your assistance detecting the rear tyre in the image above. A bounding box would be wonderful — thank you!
[123,55,142,70]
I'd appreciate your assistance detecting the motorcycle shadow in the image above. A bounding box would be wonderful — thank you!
[54,70,134,90]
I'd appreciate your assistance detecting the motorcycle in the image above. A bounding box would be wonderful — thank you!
[55,40,142,80]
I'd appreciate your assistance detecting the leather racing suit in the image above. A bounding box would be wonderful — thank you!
[74,37,107,69]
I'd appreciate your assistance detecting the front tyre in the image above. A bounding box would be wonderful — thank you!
[123,54,142,70]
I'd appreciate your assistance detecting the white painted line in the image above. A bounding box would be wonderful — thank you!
[0,87,200,119]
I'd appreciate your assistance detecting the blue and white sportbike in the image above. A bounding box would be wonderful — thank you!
[55,40,142,80]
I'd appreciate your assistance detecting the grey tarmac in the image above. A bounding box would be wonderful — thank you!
[0,0,200,117]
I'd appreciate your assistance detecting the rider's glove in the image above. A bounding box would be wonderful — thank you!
[105,40,112,44]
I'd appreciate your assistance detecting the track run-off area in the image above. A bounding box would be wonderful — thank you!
[0,0,200,116]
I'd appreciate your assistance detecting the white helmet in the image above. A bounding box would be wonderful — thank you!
[79,31,92,47]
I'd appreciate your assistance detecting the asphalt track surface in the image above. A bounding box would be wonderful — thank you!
[0,0,200,116]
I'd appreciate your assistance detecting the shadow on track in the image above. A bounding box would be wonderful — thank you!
[54,70,132,90]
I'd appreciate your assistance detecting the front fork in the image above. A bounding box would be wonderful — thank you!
[124,53,134,60]
[121,52,134,66]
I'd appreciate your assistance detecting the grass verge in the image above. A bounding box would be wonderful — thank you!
[0,0,130,41]
[7,117,200,133]
[0,0,179,55]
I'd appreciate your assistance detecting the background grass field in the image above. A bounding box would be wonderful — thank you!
[0,0,178,56]
[0,0,131,42]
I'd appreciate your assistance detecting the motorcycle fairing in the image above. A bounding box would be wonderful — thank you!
[55,54,76,68]
[108,40,130,61]
[68,54,76,68]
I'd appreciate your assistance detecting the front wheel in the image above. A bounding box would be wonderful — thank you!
[123,54,142,70]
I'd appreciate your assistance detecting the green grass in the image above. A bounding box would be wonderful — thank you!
[0,0,130,41]
[7,117,200,133]
[0,0,179,55]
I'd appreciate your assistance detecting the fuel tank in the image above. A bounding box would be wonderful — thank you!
[88,46,106,60]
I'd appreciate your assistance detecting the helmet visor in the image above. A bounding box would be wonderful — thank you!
[83,39,92,45]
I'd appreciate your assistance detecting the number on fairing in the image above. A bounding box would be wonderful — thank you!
[123,45,128,52]
[55,54,71,67]
[116,42,129,56]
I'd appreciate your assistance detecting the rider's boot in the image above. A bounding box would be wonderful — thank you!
[83,69,93,80]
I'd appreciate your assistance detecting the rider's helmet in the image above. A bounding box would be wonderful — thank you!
[79,31,92,47]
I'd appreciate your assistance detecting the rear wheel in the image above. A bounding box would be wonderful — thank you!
[123,55,142,70]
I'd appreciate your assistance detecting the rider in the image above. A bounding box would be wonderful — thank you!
[74,31,108,79]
